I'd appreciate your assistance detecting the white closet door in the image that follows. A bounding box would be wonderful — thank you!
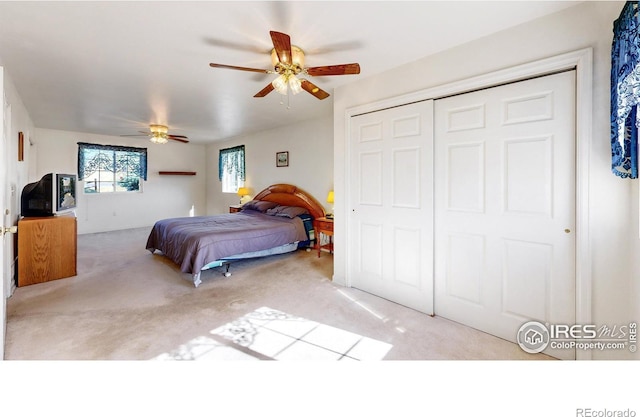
[349,100,434,314]
[434,71,576,359]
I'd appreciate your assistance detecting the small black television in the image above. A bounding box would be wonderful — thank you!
[21,173,77,217]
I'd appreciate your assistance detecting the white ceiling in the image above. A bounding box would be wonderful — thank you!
[0,1,580,144]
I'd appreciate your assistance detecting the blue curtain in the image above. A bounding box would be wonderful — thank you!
[611,1,640,178]
[218,145,245,181]
[78,142,148,181]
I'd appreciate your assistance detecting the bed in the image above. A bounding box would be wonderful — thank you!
[146,184,326,287]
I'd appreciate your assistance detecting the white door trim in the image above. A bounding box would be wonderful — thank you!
[344,48,593,359]
[1,67,5,360]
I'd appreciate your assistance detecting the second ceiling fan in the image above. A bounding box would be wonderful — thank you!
[121,124,189,144]
[209,31,360,100]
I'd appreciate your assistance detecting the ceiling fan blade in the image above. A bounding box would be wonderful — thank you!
[254,83,275,98]
[270,31,292,65]
[306,63,361,76]
[209,63,270,74]
[167,136,189,143]
[301,80,330,100]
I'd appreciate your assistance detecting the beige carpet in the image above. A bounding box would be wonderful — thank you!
[4,227,551,360]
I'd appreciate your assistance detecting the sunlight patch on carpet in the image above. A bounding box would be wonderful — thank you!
[153,307,393,361]
[152,336,260,361]
[210,307,393,360]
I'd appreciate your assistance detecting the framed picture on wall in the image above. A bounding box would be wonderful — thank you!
[276,151,289,167]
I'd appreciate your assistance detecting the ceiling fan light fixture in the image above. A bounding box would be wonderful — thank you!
[272,74,288,95]
[150,132,168,144]
[149,124,169,144]
[288,76,302,95]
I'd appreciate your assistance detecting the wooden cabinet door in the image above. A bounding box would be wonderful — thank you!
[18,216,77,286]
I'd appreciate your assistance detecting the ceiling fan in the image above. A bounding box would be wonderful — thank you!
[209,31,360,100]
[121,124,189,144]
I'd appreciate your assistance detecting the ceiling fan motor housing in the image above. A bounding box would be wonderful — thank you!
[270,45,305,75]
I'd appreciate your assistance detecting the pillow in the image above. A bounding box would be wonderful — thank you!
[241,200,279,213]
[265,205,309,218]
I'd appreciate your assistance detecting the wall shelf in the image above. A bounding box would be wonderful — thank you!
[159,171,196,176]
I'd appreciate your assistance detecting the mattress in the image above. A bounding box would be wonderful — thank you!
[146,210,309,274]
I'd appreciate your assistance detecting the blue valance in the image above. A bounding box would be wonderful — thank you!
[611,1,640,178]
[218,145,245,181]
[77,142,148,181]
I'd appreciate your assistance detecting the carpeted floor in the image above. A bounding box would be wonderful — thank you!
[4,227,551,360]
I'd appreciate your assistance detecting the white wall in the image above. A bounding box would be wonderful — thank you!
[4,71,34,229]
[3,70,34,289]
[205,115,333,216]
[2,67,35,355]
[33,128,207,234]
[334,1,637,359]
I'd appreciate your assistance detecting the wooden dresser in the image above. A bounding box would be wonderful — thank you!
[17,215,77,286]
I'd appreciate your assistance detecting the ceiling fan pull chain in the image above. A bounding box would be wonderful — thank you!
[279,90,292,109]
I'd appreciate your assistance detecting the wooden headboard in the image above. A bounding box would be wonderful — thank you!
[253,184,326,219]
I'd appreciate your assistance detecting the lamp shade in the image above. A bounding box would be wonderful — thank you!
[326,191,334,204]
[237,187,250,197]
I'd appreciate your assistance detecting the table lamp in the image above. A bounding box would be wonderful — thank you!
[237,187,250,204]
[326,190,334,219]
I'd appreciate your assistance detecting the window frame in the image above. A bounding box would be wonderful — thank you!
[219,145,246,193]
[77,142,147,194]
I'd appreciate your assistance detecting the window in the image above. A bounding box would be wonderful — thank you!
[219,145,245,193]
[78,142,147,193]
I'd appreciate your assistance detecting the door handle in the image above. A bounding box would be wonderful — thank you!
[2,226,17,236]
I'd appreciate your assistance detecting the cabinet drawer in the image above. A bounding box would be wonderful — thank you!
[315,219,334,232]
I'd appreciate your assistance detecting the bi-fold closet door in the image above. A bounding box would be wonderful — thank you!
[433,71,576,359]
[349,100,435,315]
[349,71,576,359]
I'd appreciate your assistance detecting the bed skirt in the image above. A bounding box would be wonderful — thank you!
[191,241,300,287]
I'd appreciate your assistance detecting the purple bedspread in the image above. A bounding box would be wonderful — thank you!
[146,211,308,273]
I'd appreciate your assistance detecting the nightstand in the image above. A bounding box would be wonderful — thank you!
[229,204,242,213]
[313,217,334,258]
